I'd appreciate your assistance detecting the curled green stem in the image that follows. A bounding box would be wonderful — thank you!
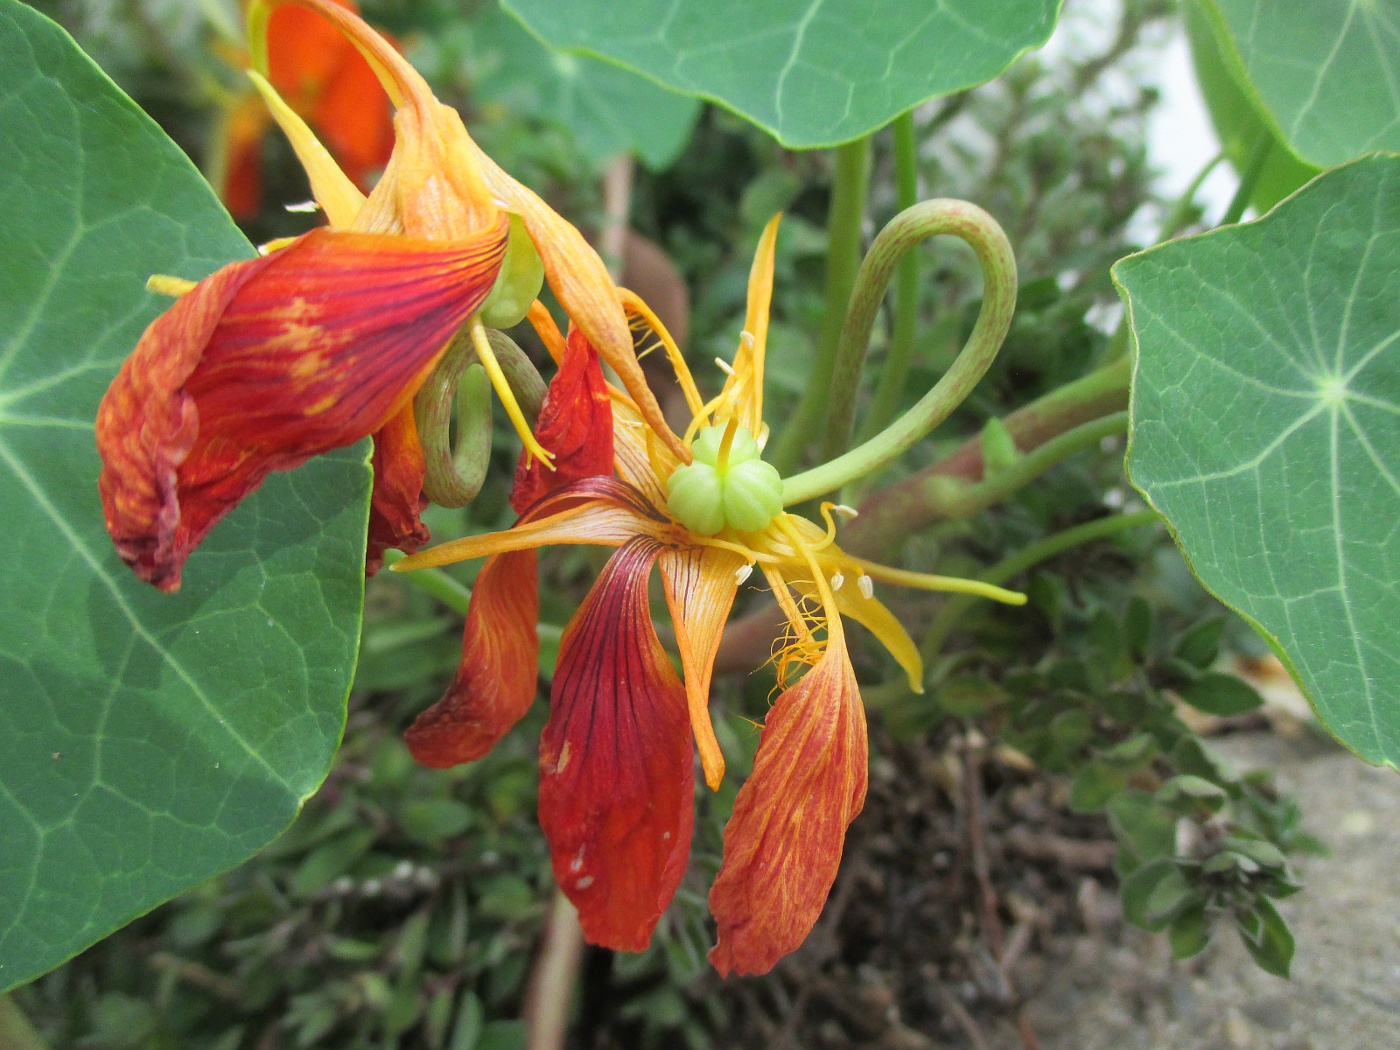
[781,199,1018,506]
[770,136,871,475]
[861,112,923,442]
[415,329,545,508]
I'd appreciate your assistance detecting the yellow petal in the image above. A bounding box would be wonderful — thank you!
[247,70,364,227]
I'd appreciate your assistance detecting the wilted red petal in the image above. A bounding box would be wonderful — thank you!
[366,403,429,575]
[404,550,540,767]
[97,220,507,590]
[511,327,613,514]
[708,637,869,976]
[539,538,694,951]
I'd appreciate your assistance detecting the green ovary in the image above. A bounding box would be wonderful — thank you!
[666,425,784,536]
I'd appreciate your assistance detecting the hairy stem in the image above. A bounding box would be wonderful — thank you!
[769,136,872,474]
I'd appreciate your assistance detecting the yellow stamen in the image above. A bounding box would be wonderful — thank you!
[618,288,704,416]
[741,215,781,430]
[146,274,196,298]
[850,557,1027,605]
[257,236,299,255]
[808,501,846,553]
[468,315,554,469]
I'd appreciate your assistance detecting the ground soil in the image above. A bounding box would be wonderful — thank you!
[715,727,1400,1050]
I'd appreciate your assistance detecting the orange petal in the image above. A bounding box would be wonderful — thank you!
[404,550,540,767]
[658,545,745,790]
[311,38,396,190]
[511,327,614,514]
[539,538,694,951]
[467,139,689,464]
[97,221,507,590]
[399,476,672,570]
[708,635,869,976]
[266,4,354,99]
[366,403,429,575]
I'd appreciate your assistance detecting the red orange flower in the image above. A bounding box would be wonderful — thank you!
[98,0,680,591]
[396,217,1025,974]
[215,0,395,218]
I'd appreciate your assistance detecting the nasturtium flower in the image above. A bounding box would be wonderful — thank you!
[214,0,395,218]
[395,217,1025,975]
[98,0,680,591]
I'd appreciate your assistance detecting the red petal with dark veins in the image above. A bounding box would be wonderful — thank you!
[365,403,429,575]
[404,549,540,767]
[708,637,869,976]
[539,538,694,951]
[96,220,507,591]
[511,327,614,514]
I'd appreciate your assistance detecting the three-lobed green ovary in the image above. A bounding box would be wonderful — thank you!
[666,424,784,535]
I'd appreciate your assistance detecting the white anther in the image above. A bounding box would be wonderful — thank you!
[832,504,859,519]
[740,330,756,352]
[735,563,755,586]
[256,243,271,256]
[284,199,321,213]
[715,356,736,376]
[575,876,595,890]
[830,572,845,592]
[857,574,874,600]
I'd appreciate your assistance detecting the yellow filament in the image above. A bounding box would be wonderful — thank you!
[807,502,844,553]
[682,390,728,447]
[850,557,1027,605]
[146,275,196,297]
[468,315,554,469]
[619,288,705,417]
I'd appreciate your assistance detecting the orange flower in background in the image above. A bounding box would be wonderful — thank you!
[217,0,394,218]
[98,0,680,591]
[395,217,1026,974]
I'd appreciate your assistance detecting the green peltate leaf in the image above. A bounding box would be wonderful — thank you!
[1118,154,1400,769]
[1206,0,1400,168]
[474,3,699,170]
[1184,0,1320,212]
[0,2,370,990]
[503,0,1064,148]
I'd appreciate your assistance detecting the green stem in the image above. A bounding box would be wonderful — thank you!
[782,199,1017,505]
[0,995,48,1050]
[849,353,1130,553]
[769,136,872,474]
[920,510,1160,663]
[381,550,563,645]
[1221,132,1272,226]
[860,112,922,443]
[923,412,1128,520]
[1159,151,1225,241]
[382,549,473,615]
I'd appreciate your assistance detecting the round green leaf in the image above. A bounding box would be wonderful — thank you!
[1118,154,1400,769]
[474,4,700,170]
[1184,0,1321,212]
[0,2,370,990]
[1206,0,1400,167]
[503,0,1065,148]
